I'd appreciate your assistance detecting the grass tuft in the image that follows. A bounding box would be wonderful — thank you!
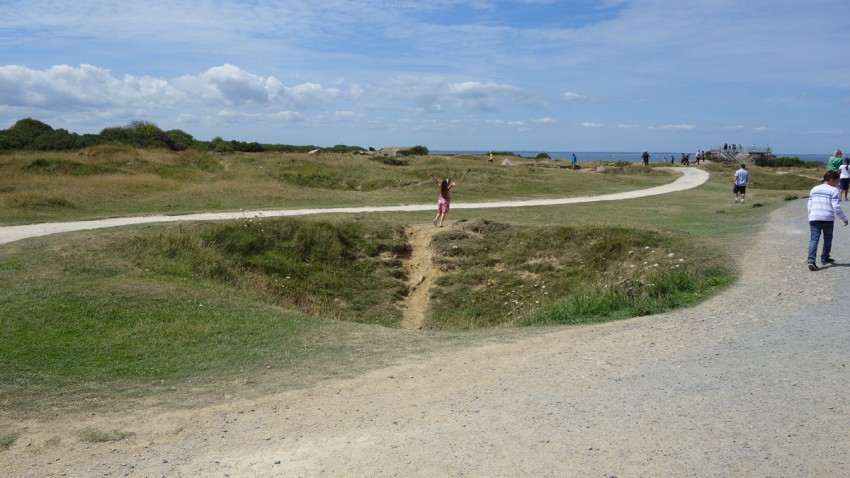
[78,428,135,443]
[0,431,20,450]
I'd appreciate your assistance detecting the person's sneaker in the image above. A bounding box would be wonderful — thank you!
[808,262,819,271]
[823,258,836,264]
[734,199,739,203]
[740,199,745,203]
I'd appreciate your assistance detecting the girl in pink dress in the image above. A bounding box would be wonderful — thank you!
[427,173,456,227]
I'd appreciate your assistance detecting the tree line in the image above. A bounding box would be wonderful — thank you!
[0,118,366,154]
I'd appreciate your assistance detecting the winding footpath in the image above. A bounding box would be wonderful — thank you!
[0,168,707,245]
[3,167,849,477]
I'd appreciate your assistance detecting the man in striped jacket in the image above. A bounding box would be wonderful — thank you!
[807,170,848,271]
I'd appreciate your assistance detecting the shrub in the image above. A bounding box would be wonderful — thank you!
[370,156,409,166]
[400,145,429,156]
[535,153,551,159]
[775,156,821,168]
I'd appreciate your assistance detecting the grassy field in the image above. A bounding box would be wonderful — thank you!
[0,148,822,418]
[0,147,671,225]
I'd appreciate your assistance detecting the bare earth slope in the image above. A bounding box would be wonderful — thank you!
[3,169,849,476]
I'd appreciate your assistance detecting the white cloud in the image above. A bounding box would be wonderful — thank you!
[563,92,599,103]
[650,124,695,131]
[0,63,350,114]
[375,76,535,114]
[581,122,603,128]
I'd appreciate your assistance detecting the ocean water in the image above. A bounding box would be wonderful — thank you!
[433,151,827,163]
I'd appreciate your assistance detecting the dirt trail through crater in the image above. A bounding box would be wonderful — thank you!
[400,223,442,330]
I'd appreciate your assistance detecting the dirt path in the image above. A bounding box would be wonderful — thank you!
[399,224,442,330]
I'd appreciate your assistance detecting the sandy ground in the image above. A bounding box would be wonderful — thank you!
[5,168,848,476]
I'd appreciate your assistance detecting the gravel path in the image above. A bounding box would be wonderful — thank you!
[3,169,849,477]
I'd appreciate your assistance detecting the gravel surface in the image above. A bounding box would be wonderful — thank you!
[3,170,849,477]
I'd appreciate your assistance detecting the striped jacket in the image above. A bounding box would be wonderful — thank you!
[808,183,848,222]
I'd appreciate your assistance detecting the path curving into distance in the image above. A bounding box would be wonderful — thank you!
[0,168,708,246]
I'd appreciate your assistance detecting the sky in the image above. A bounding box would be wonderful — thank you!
[1,0,849,153]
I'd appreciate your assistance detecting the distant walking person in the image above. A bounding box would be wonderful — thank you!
[839,158,850,200]
[641,151,650,166]
[427,173,456,228]
[733,163,749,203]
[571,153,577,169]
[807,170,848,271]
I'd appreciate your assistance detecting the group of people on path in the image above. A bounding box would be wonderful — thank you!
[736,148,850,272]
[644,151,705,165]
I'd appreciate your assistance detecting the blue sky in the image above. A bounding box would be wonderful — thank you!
[1,0,848,153]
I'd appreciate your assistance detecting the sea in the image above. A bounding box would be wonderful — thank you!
[432,151,827,163]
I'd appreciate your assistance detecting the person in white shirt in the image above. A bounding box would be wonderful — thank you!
[807,170,848,271]
[838,158,850,200]
[733,164,749,203]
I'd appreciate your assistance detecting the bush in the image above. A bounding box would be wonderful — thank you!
[370,156,410,166]
[535,153,551,159]
[399,145,429,156]
[775,156,821,168]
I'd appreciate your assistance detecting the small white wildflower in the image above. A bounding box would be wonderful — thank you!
[667,253,675,258]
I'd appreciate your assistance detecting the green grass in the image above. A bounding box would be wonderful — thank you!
[0,431,19,450]
[426,221,732,329]
[125,217,410,326]
[0,150,817,417]
[0,149,672,225]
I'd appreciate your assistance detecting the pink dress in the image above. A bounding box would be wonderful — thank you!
[437,192,450,214]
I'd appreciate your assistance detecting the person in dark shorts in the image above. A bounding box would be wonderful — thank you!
[733,164,749,203]
[839,158,850,200]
